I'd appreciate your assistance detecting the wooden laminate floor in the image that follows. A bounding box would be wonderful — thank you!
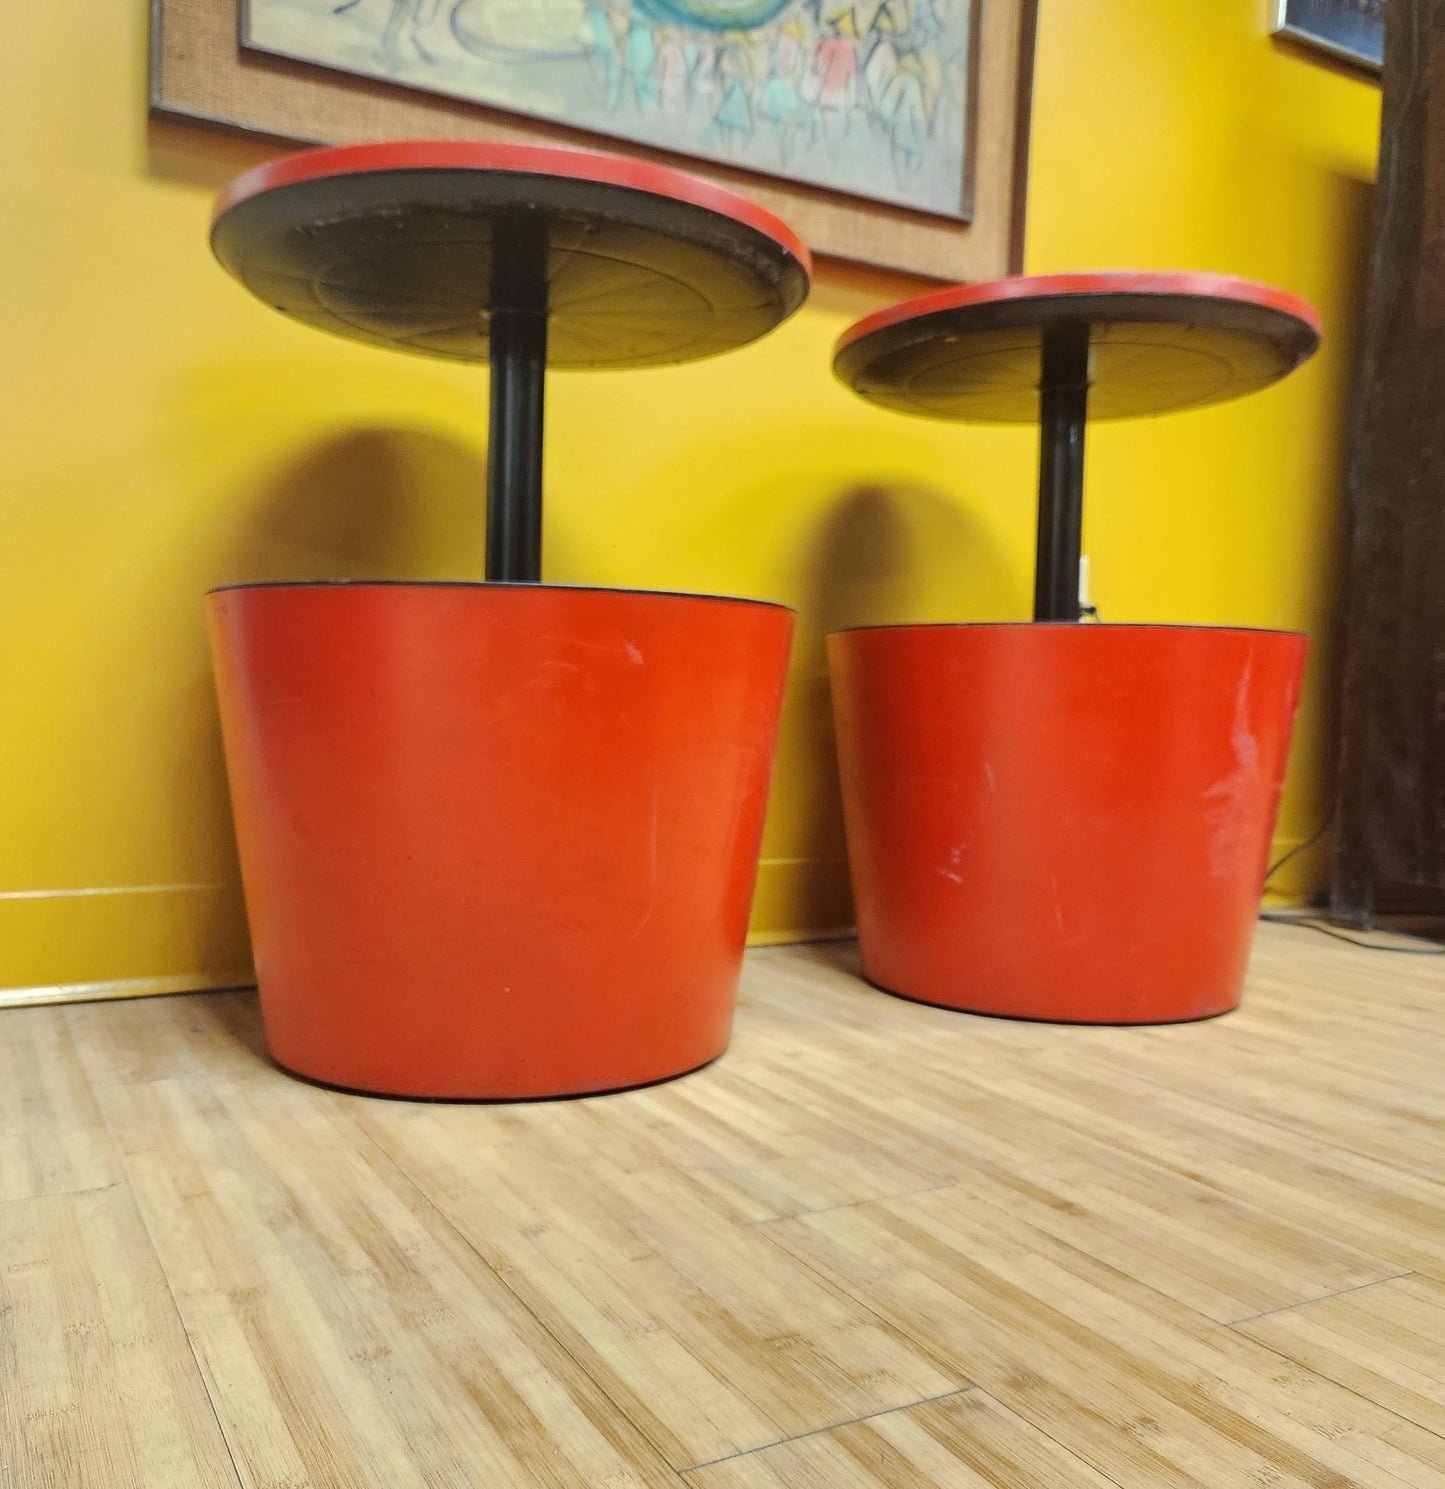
[4,922,1444,1487]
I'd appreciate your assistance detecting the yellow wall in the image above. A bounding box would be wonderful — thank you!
[0,3,1380,997]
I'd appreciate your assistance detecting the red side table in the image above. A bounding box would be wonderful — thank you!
[828,272,1320,1023]
[208,142,811,1097]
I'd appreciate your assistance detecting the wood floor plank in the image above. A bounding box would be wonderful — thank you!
[1112,1039,1445,1180]
[934,1050,1445,1283]
[1239,1274,1445,1439]
[1235,923,1445,1041]
[735,1052,1404,1323]
[354,1095,962,1470]
[94,1075,683,1489]
[66,989,267,1090]
[765,1183,1445,1489]
[0,1186,240,1489]
[450,1064,956,1225]
[5,919,1444,1486]
[756,932,1445,1288]
[1048,934,1445,1184]
[684,957,1415,1323]
[683,1389,1121,1488]
[0,1006,122,1199]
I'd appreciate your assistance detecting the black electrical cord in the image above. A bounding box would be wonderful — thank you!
[1259,910,1445,956]
[1263,806,1334,886]
[1259,805,1445,952]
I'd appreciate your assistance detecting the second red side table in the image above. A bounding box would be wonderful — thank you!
[830,272,1320,1023]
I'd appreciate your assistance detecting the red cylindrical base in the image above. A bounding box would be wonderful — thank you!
[827,624,1308,1024]
[209,583,793,1097]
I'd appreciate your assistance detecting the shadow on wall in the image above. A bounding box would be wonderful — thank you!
[200,425,489,965]
[801,480,1024,640]
[222,427,489,586]
[146,119,281,193]
[779,480,1023,931]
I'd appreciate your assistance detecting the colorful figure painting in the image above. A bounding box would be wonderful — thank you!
[242,0,976,218]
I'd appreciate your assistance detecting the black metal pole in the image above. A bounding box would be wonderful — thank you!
[1034,320,1092,621]
[486,215,548,583]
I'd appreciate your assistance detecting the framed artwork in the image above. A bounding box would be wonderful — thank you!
[150,0,1037,280]
[245,1,976,222]
[1273,0,1385,72]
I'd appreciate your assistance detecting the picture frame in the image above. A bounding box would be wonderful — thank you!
[1273,0,1385,73]
[149,0,1036,281]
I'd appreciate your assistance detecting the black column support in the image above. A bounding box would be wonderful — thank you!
[486,215,549,583]
[1034,320,1092,621]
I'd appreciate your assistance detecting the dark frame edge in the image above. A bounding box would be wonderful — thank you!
[1006,0,1039,274]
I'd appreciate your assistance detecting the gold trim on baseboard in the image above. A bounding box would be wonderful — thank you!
[747,927,857,948]
[0,882,253,999]
[0,972,256,1011]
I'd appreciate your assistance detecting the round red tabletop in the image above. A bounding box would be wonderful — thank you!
[834,272,1321,423]
[212,140,812,371]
